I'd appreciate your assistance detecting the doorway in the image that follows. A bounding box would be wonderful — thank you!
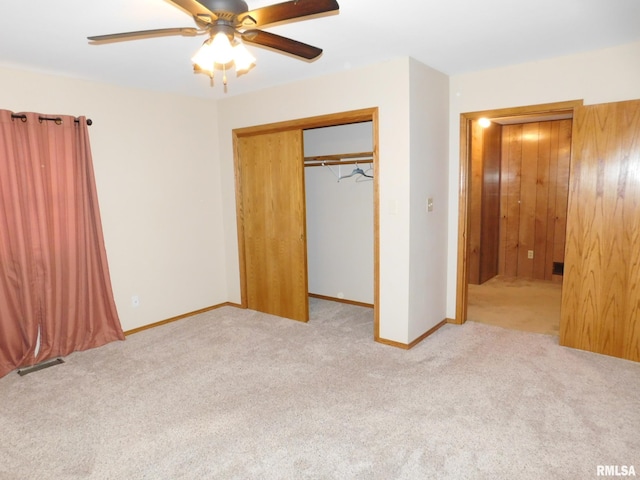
[233,108,380,339]
[454,100,583,331]
[304,122,374,306]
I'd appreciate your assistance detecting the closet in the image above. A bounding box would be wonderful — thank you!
[233,110,377,325]
[303,122,374,305]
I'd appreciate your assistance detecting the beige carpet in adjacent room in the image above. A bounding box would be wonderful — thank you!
[467,275,562,336]
[1,298,638,479]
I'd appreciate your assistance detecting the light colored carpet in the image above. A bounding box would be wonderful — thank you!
[468,275,562,336]
[1,298,638,479]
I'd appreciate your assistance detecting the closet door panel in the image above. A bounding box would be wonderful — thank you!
[237,130,309,322]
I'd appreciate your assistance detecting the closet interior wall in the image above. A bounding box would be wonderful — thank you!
[303,122,374,304]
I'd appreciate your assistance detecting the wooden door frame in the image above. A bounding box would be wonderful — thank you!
[454,100,583,324]
[233,107,381,338]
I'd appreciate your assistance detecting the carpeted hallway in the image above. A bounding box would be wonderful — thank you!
[467,275,562,336]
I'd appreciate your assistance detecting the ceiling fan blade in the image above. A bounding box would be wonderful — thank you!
[168,0,218,24]
[239,0,339,27]
[88,28,200,42]
[241,30,322,60]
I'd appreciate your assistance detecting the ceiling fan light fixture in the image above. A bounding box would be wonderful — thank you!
[191,31,235,71]
[209,32,235,65]
[192,33,256,82]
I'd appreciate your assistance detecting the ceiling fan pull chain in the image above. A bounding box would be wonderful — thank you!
[223,64,228,86]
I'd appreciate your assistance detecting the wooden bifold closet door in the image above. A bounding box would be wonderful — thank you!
[560,99,640,362]
[236,129,309,322]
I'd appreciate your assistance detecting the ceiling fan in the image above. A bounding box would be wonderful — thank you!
[88,0,340,85]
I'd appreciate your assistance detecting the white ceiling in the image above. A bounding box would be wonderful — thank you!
[1,0,639,100]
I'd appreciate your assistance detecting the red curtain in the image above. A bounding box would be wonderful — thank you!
[0,110,124,378]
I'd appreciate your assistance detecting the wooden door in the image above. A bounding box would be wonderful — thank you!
[560,99,640,361]
[236,129,309,322]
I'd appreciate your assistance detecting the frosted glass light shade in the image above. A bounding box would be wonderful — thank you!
[191,41,215,73]
[192,32,235,72]
[233,43,256,73]
[210,32,234,65]
[192,33,256,82]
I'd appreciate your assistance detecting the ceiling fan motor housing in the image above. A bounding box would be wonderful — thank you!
[201,0,249,16]
[197,0,249,38]
[211,23,237,39]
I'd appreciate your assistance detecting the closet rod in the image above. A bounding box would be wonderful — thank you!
[304,151,373,163]
[305,159,373,168]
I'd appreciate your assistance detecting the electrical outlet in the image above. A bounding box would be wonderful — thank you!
[527,250,534,259]
[131,295,140,308]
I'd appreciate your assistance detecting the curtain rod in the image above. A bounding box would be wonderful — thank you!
[10,113,93,126]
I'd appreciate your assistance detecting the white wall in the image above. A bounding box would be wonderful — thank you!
[408,58,450,340]
[11,38,632,343]
[0,57,449,344]
[304,123,374,304]
[0,66,226,331]
[217,58,414,343]
[446,40,640,319]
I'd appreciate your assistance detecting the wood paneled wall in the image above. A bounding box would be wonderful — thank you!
[468,121,501,284]
[480,123,502,283]
[468,121,484,284]
[498,119,572,281]
[560,100,640,362]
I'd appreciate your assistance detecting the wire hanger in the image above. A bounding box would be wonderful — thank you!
[321,161,340,180]
[356,166,374,182]
[338,163,373,182]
